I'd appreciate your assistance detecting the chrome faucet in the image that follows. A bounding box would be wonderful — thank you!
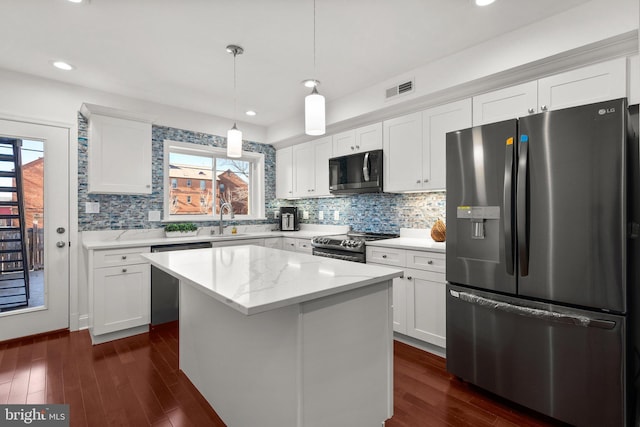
[218,202,234,235]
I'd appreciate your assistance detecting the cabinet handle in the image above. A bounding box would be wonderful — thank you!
[416,179,421,184]
[350,146,355,150]
[528,108,535,114]
[355,145,360,149]
[382,254,387,258]
[122,255,127,260]
[423,179,429,183]
[407,276,413,280]
[122,268,128,273]
[541,105,548,111]
[427,260,433,264]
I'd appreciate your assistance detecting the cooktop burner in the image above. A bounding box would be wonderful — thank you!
[311,231,399,253]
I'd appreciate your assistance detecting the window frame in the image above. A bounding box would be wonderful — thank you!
[163,139,265,221]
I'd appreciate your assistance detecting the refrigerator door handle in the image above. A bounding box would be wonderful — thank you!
[517,135,530,276]
[503,137,515,275]
[450,290,616,330]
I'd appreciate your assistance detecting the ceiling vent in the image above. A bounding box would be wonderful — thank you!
[385,79,414,100]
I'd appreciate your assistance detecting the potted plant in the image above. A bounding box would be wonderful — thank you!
[164,222,199,238]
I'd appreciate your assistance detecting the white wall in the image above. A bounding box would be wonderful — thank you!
[0,68,267,143]
[266,0,640,146]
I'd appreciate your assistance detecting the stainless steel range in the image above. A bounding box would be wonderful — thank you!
[311,231,399,263]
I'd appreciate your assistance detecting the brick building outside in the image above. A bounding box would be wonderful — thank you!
[169,164,248,216]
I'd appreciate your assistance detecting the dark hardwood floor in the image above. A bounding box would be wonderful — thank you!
[0,323,562,426]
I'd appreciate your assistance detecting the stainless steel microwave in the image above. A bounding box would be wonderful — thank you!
[329,149,383,194]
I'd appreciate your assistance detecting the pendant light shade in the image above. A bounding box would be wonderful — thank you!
[226,44,244,158]
[305,86,325,136]
[227,123,242,158]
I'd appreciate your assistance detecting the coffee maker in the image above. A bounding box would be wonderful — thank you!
[279,207,299,231]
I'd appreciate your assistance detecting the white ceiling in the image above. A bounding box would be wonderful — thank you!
[1,0,592,128]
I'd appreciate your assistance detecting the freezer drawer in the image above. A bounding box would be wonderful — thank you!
[446,284,626,427]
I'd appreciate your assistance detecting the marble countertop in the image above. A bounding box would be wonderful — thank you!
[82,224,350,250]
[367,237,446,253]
[142,246,403,315]
[366,227,446,253]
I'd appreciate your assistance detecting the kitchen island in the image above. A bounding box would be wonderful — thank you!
[142,245,403,427]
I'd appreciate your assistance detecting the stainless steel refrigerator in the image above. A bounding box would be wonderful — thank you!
[446,98,640,426]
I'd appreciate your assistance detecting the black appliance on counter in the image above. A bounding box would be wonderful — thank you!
[445,98,640,426]
[329,149,383,194]
[311,231,398,263]
[279,206,299,231]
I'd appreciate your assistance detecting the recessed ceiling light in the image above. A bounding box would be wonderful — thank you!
[475,0,495,5]
[52,61,75,71]
[302,79,320,88]
[245,110,257,116]
[67,0,88,3]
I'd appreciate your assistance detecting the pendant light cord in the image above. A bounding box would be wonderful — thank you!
[313,0,316,76]
[233,50,237,124]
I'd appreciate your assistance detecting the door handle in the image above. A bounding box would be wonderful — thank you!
[56,241,66,248]
[517,134,530,276]
[504,136,515,275]
[362,152,370,182]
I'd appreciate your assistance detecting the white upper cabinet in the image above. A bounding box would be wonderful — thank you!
[384,99,471,193]
[422,98,472,191]
[383,112,423,192]
[276,146,293,199]
[472,58,627,126]
[81,103,154,195]
[313,136,333,196]
[538,57,626,112]
[332,122,383,157]
[473,81,538,126]
[292,136,332,198]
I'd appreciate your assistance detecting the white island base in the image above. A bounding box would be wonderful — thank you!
[180,279,393,427]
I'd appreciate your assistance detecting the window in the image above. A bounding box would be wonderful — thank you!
[164,140,265,221]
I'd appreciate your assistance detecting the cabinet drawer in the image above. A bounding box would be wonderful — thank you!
[296,239,313,254]
[283,238,298,251]
[366,247,406,267]
[94,247,150,268]
[406,250,445,273]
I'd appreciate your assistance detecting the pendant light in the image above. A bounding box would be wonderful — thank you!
[304,0,325,136]
[226,44,243,158]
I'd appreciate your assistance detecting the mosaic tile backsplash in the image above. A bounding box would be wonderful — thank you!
[78,113,446,233]
[283,192,446,234]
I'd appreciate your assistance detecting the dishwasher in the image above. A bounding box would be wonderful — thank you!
[150,241,212,325]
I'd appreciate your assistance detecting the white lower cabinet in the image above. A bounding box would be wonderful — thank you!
[283,237,313,253]
[264,237,283,249]
[391,275,407,334]
[90,247,151,340]
[366,246,446,350]
[405,267,446,348]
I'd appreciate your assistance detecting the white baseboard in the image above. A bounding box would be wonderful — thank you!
[393,332,445,358]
